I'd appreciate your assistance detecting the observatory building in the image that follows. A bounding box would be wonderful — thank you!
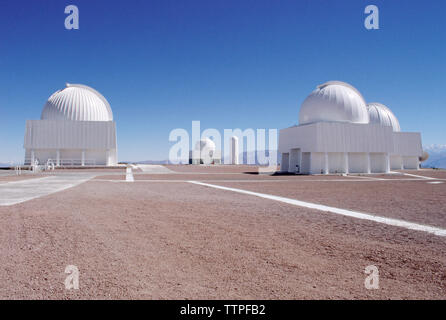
[189,138,221,165]
[24,83,117,166]
[279,81,422,174]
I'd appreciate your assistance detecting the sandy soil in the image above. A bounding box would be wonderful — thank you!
[0,169,445,299]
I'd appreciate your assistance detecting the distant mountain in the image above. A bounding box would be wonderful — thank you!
[222,150,280,165]
[422,144,446,169]
[128,160,170,165]
[132,150,280,166]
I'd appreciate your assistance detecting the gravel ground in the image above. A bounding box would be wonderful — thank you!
[0,168,445,299]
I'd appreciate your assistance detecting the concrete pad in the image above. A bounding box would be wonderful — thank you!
[136,164,173,173]
[0,173,95,206]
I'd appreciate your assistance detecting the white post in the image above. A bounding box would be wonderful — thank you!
[324,152,329,175]
[126,165,134,182]
[231,136,239,165]
[56,150,60,167]
[309,152,313,175]
[400,156,404,170]
[385,153,390,173]
[81,150,85,166]
[366,153,371,174]
[31,150,35,166]
[343,152,349,174]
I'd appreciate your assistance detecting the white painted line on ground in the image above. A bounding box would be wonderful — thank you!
[427,181,444,184]
[402,173,436,180]
[345,175,386,181]
[188,181,446,237]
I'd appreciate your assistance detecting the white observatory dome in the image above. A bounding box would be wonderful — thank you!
[299,81,369,125]
[367,102,401,132]
[195,138,216,152]
[41,83,113,121]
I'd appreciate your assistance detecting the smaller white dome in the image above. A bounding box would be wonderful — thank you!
[299,81,369,125]
[367,102,401,132]
[195,138,216,152]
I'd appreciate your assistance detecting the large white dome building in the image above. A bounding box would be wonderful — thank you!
[24,84,118,166]
[279,81,422,174]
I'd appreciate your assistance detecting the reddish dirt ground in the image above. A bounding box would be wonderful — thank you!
[0,167,445,299]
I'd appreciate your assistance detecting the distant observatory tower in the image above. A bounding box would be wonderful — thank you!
[231,136,239,165]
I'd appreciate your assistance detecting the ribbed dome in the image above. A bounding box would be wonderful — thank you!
[367,102,400,132]
[41,84,113,121]
[299,81,369,125]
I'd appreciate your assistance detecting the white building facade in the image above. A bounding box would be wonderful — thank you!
[24,83,117,166]
[279,81,422,174]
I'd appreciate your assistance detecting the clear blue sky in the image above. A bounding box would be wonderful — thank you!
[0,0,445,162]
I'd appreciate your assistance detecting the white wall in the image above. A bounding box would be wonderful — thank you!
[403,156,419,169]
[24,120,117,150]
[328,152,344,173]
[279,122,395,154]
[393,132,423,157]
[86,150,107,166]
[279,122,422,157]
[301,152,311,174]
[390,155,403,170]
[310,152,324,174]
[370,153,387,173]
[24,120,118,166]
[348,153,368,173]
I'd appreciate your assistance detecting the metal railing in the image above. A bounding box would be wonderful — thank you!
[24,158,97,167]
